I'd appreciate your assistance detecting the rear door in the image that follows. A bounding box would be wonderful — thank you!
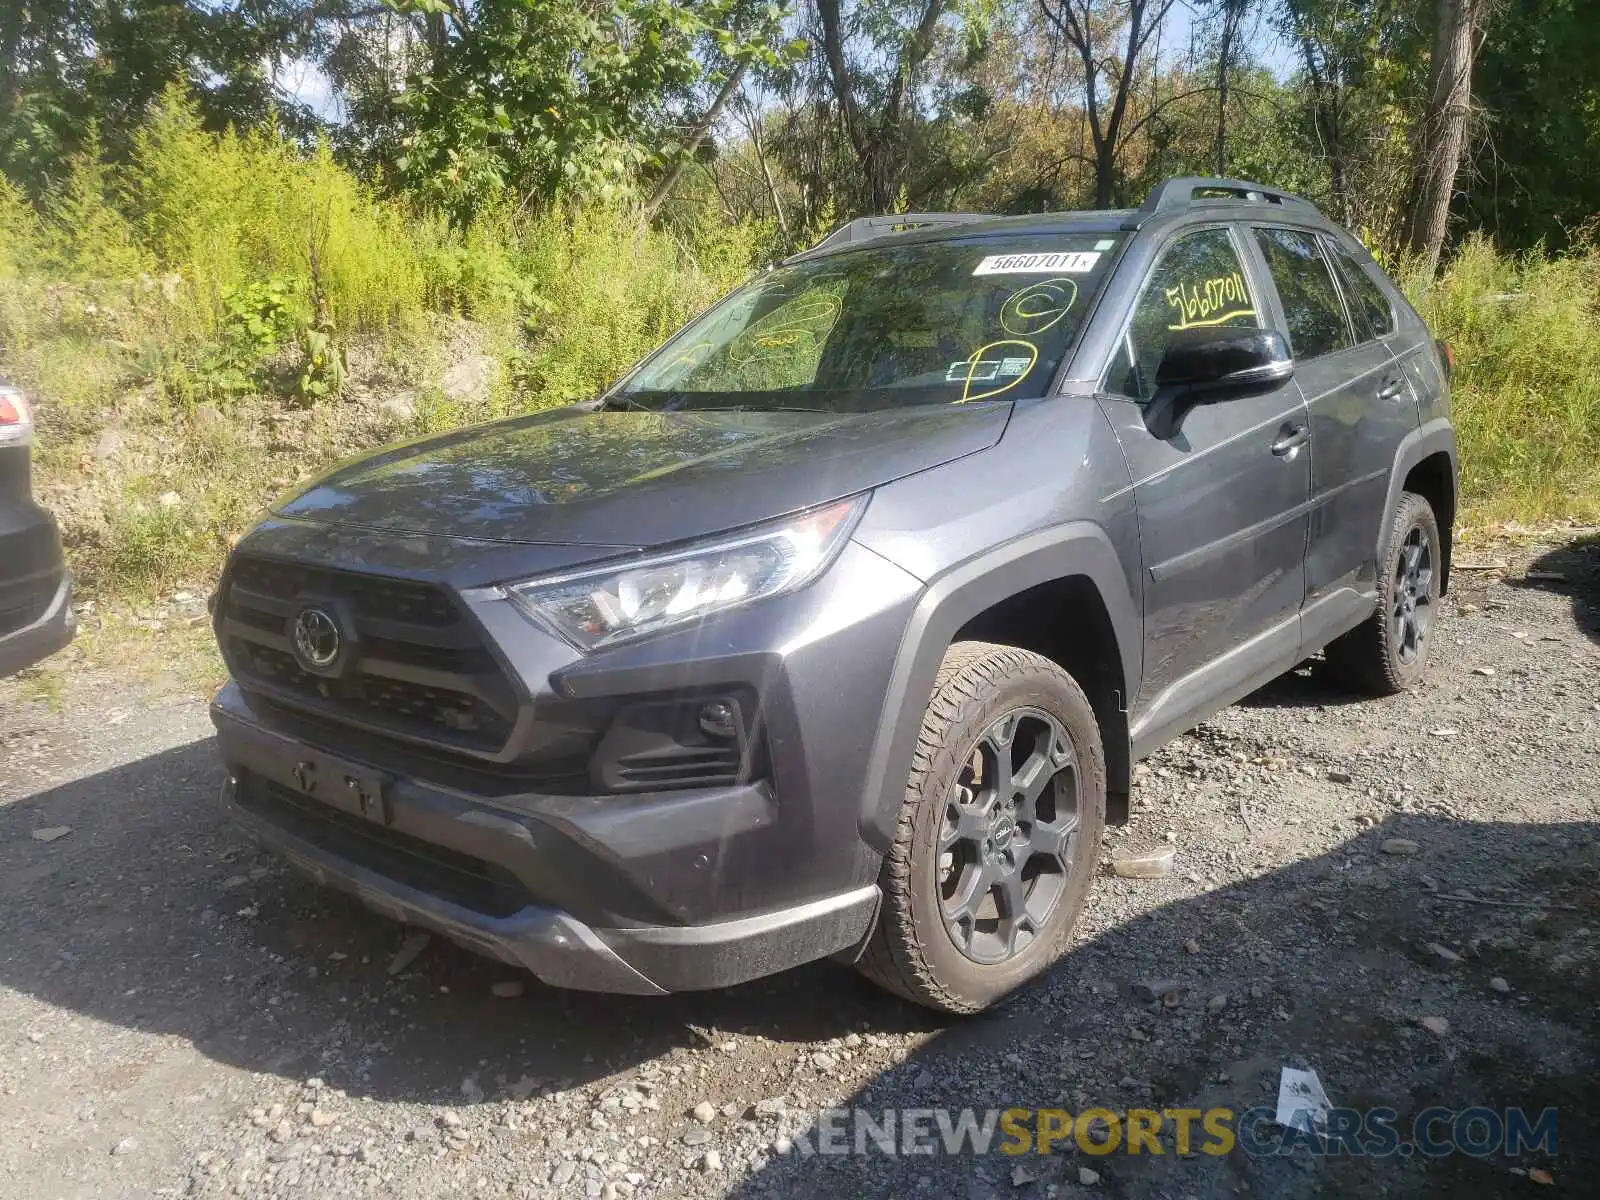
[1096,224,1311,751]
[1246,225,1411,643]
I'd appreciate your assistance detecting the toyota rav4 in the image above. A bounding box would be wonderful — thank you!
[209,177,1457,1013]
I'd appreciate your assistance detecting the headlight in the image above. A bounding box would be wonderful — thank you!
[504,495,867,650]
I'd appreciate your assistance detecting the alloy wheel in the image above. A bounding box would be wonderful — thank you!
[936,707,1081,965]
[1392,524,1435,665]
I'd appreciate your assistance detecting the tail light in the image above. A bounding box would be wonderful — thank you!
[1436,339,1454,382]
[0,386,33,447]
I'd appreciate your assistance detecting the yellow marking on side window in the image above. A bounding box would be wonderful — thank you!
[1163,272,1256,330]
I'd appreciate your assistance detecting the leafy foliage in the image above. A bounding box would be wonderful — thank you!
[384,0,793,221]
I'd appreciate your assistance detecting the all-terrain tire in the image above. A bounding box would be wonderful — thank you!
[856,641,1106,1014]
[1325,491,1443,695]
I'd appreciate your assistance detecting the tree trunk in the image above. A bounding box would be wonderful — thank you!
[1404,0,1484,275]
[641,61,749,224]
[1214,0,1245,176]
[1094,136,1117,207]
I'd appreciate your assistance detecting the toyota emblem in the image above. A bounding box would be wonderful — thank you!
[292,606,342,670]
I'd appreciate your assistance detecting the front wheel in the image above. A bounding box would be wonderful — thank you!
[1325,490,1443,694]
[856,641,1106,1014]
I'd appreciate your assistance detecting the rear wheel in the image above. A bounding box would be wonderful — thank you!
[856,641,1106,1013]
[1325,491,1442,694]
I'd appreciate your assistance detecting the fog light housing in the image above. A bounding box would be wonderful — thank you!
[697,700,739,740]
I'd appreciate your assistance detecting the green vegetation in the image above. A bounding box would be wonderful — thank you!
[0,92,752,599]
[1409,239,1600,525]
[1,1,1597,613]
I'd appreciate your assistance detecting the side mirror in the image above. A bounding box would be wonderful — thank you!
[1145,327,1293,440]
[1155,326,1293,400]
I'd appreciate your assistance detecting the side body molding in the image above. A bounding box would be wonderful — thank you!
[857,522,1142,852]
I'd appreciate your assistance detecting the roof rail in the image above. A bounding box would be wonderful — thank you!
[1124,177,1319,228]
[808,212,995,253]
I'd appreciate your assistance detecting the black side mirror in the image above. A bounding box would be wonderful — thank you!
[1145,327,1293,439]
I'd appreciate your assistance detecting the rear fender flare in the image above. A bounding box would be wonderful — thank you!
[1381,419,1458,586]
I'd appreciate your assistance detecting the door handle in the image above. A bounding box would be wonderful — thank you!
[1376,377,1406,401]
[1271,424,1310,458]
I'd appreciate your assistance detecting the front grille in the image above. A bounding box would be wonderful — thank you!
[218,555,519,755]
[229,557,455,625]
[239,774,532,918]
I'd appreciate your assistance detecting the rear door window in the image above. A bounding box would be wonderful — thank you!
[1251,227,1354,360]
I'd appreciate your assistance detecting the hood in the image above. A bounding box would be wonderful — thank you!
[271,404,1009,548]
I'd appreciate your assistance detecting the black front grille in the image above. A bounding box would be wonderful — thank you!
[218,555,519,755]
[229,557,456,625]
[239,774,532,917]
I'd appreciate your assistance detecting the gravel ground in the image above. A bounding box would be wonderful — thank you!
[1,534,1596,1200]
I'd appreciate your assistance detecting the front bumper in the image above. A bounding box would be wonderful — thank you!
[212,685,881,993]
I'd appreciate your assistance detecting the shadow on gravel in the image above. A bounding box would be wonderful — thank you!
[3,737,1595,1198]
[0,739,941,1105]
[1520,533,1600,649]
[1232,657,1369,711]
[728,816,1598,1200]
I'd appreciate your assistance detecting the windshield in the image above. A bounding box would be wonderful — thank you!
[619,233,1122,413]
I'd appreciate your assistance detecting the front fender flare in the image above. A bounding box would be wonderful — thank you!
[857,522,1141,853]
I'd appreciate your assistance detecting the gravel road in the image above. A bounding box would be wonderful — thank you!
[2,535,1596,1200]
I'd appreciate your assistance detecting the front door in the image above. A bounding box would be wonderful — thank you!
[1096,224,1311,752]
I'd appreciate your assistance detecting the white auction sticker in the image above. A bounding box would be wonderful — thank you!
[973,251,1101,276]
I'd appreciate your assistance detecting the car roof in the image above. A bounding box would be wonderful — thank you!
[787,177,1333,265]
[784,210,1135,265]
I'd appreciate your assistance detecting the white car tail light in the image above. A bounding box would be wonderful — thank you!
[0,386,32,447]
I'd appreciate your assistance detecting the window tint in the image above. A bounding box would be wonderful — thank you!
[1327,240,1396,339]
[1252,227,1353,359]
[1107,227,1260,402]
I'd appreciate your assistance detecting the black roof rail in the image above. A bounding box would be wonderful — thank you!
[807,212,995,253]
[1123,177,1320,228]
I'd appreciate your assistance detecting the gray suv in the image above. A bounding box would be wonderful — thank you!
[209,178,1457,1013]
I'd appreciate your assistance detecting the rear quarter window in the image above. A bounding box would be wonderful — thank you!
[1251,226,1353,360]
[1327,240,1397,339]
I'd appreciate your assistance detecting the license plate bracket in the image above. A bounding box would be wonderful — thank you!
[223,721,394,826]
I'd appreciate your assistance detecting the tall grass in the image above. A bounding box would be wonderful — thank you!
[2,86,1595,607]
[1406,235,1600,525]
[0,86,756,599]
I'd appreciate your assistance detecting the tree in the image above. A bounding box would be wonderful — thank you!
[1461,0,1600,249]
[0,0,322,193]
[640,2,802,224]
[815,0,950,214]
[1276,0,1424,245]
[1037,0,1184,208]
[1402,0,1489,273]
[383,0,707,219]
[1207,0,1251,176]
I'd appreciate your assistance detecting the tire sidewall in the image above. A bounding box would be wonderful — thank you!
[1381,494,1442,688]
[904,663,1107,1007]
